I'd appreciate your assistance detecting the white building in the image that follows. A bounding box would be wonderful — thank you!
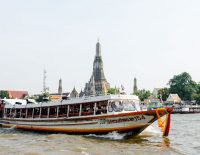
[152,88,161,98]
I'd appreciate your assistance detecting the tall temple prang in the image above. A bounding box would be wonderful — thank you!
[58,78,63,94]
[133,77,138,94]
[84,41,110,96]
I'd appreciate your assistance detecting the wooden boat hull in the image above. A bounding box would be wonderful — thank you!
[0,109,168,136]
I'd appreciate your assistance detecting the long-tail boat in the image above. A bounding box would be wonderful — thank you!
[0,94,171,137]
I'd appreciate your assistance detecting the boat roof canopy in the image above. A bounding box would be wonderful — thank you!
[3,99,37,106]
[4,94,139,108]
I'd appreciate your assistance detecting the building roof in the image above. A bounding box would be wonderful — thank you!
[50,93,70,100]
[167,94,181,102]
[70,87,79,98]
[8,90,28,99]
[0,90,28,99]
[71,87,78,95]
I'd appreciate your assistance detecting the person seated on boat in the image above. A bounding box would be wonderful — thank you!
[111,101,123,112]
[101,106,107,114]
[95,106,102,115]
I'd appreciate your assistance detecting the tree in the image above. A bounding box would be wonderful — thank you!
[0,91,9,99]
[35,92,51,102]
[192,83,200,104]
[107,87,119,94]
[157,88,170,101]
[134,89,151,101]
[168,72,196,101]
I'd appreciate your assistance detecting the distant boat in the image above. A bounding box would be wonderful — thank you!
[0,94,172,138]
[172,104,200,114]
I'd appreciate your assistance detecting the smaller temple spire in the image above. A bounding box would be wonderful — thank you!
[133,77,138,94]
[70,86,78,98]
[43,69,47,93]
[58,78,62,94]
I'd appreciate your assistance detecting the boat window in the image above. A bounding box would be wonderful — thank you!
[27,108,33,118]
[33,107,40,118]
[111,101,123,112]
[41,107,48,118]
[69,104,80,117]
[16,109,21,118]
[135,101,141,111]
[123,101,136,111]
[96,101,107,115]
[108,102,113,112]
[21,108,26,118]
[81,103,94,116]
[5,108,11,117]
[49,106,57,118]
[58,105,68,117]
[10,108,15,118]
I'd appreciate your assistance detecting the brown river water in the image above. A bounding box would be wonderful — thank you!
[0,114,199,155]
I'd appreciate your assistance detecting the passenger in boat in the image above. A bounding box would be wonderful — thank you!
[95,105,106,114]
[11,109,16,118]
[111,101,123,112]
[95,106,100,115]
[81,103,94,116]
[101,106,107,114]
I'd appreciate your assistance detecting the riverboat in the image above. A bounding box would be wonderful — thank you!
[0,94,172,137]
[172,105,200,114]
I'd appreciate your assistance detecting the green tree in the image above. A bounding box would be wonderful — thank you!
[107,87,119,94]
[157,88,170,101]
[134,89,151,101]
[0,91,9,99]
[35,92,51,102]
[168,72,196,101]
[192,83,200,104]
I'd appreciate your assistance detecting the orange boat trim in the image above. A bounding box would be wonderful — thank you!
[2,123,150,133]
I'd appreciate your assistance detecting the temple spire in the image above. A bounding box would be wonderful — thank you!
[96,41,101,57]
[133,77,138,94]
[84,41,110,96]
[58,78,62,94]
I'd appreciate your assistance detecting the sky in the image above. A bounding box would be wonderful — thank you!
[0,0,200,95]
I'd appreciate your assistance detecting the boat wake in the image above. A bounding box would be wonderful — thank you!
[85,125,162,140]
[0,125,17,134]
[85,131,127,140]
[141,124,161,136]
